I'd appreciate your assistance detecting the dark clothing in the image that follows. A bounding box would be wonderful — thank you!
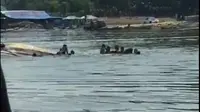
[110,50,118,53]
[56,51,66,55]
[124,48,133,54]
[60,46,68,54]
[134,48,141,54]
[135,51,141,54]
[105,46,111,53]
[120,47,124,53]
[100,47,106,54]
[57,45,68,55]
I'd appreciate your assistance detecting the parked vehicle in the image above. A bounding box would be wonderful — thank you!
[143,17,159,24]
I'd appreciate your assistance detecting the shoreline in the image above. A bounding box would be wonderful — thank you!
[1,16,198,32]
[99,17,177,25]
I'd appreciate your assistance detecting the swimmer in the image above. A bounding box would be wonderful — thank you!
[134,48,141,54]
[100,44,106,54]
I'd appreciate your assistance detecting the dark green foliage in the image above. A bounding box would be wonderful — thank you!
[1,0,199,16]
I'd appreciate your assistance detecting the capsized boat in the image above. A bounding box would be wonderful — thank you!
[5,43,57,56]
[1,50,17,57]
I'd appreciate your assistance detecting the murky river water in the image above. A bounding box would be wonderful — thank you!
[1,29,199,112]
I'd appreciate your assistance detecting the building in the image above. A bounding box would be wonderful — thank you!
[0,10,55,29]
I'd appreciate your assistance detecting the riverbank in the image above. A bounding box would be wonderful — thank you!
[1,16,198,32]
[100,17,177,25]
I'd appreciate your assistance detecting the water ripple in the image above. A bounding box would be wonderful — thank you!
[1,29,199,112]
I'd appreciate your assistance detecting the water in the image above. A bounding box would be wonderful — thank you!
[1,29,199,112]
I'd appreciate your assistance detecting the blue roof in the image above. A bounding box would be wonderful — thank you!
[1,10,51,19]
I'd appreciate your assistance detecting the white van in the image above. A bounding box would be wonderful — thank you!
[143,17,159,24]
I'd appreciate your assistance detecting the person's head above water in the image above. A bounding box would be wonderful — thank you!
[63,44,67,47]
[100,44,106,54]
[134,48,140,54]
[105,46,110,53]
[32,53,37,57]
[61,44,68,53]
[70,50,75,55]
[115,45,119,51]
[101,44,106,48]
[120,47,124,52]
[134,48,138,52]
[106,46,110,50]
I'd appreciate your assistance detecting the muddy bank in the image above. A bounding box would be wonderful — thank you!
[8,21,44,29]
[100,17,177,25]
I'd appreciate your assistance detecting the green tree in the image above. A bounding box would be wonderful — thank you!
[1,0,199,16]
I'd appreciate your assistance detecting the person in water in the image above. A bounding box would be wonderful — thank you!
[32,53,43,57]
[68,50,75,55]
[57,48,63,55]
[124,48,133,54]
[57,44,69,55]
[61,44,69,54]
[101,44,122,54]
[57,44,75,56]
[32,53,37,57]
[110,45,120,53]
[100,44,106,54]
[115,45,120,53]
[134,48,141,54]
[105,45,111,53]
[120,47,125,53]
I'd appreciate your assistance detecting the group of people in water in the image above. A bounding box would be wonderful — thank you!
[56,44,75,56]
[1,43,75,57]
[0,44,141,112]
[32,44,75,57]
[100,44,140,55]
[1,43,140,57]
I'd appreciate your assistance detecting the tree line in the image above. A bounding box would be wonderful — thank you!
[2,0,199,17]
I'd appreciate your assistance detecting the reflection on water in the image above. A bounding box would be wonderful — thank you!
[1,29,199,112]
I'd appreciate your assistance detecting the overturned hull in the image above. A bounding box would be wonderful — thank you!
[2,43,57,56]
[1,50,17,57]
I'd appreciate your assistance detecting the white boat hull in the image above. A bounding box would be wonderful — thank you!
[2,43,57,56]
